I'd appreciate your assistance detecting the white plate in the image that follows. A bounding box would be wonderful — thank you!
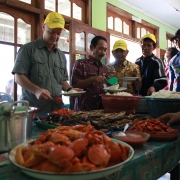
[60,91,86,96]
[104,87,127,92]
[119,77,138,82]
[9,139,134,180]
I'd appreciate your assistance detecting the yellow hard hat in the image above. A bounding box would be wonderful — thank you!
[44,12,65,29]
[141,33,156,43]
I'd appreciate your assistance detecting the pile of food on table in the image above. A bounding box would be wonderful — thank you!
[13,124,131,173]
[8,90,180,178]
[35,109,150,133]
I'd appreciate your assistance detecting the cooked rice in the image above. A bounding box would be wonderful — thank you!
[106,92,133,96]
[108,84,119,90]
[146,90,180,98]
[64,89,78,94]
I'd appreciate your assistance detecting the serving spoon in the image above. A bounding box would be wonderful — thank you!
[117,123,129,136]
[107,77,118,85]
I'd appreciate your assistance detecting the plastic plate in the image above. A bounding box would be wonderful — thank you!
[59,91,86,96]
[119,77,138,82]
[149,132,179,141]
[104,87,127,92]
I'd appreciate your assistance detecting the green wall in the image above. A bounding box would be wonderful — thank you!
[92,0,176,50]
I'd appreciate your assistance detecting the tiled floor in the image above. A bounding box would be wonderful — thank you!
[157,173,170,180]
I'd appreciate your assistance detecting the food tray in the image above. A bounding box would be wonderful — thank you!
[9,139,134,180]
[35,120,114,137]
[34,120,57,130]
[106,127,130,138]
[112,131,150,147]
[149,132,179,141]
[35,112,149,134]
[100,94,142,114]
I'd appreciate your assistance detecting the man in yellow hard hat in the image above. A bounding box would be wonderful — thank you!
[107,39,141,94]
[12,12,81,115]
[135,33,167,96]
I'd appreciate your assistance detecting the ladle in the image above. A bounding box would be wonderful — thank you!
[117,123,129,136]
[107,77,118,85]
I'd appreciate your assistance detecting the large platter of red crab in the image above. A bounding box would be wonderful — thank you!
[9,124,134,180]
[129,118,179,141]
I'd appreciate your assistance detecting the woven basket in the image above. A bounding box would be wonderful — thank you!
[145,98,180,118]
[136,97,149,113]
[100,94,141,114]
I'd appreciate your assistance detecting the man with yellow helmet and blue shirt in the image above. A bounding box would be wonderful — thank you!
[12,12,81,115]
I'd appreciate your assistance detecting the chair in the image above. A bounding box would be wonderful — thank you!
[0,92,13,102]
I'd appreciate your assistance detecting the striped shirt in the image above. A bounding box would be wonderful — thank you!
[135,54,167,96]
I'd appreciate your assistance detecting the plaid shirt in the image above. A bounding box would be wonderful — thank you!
[106,60,141,94]
[71,56,108,111]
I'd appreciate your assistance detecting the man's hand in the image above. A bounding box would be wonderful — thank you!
[132,78,142,91]
[35,88,53,100]
[72,76,107,89]
[147,86,155,96]
[158,112,180,126]
[73,88,84,92]
[91,75,106,84]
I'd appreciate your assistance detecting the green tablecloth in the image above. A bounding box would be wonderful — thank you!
[0,122,180,180]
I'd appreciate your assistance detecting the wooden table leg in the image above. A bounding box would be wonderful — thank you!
[169,162,180,180]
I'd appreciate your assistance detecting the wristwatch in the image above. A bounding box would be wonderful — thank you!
[67,87,72,92]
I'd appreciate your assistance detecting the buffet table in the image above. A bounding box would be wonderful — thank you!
[0,122,180,180]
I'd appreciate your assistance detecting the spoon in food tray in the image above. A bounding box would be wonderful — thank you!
[107,77,118,85]
[118,123,129,136]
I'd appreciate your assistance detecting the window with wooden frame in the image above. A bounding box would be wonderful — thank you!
[0,6,36,101]
[107,3,159,63]
[136,23,155,39]
[107,9,132,39]
[166,33,175,48]
[17,0,90,24]
[44,0,90,23]
[107,4,158,43]
[20,0,31,4]
[0,0,91,104]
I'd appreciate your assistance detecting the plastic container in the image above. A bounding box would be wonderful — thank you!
[149,132,179,141]
[112,130,150,147]
[136,97,149,113]
[34,120,57,130]
[100,94,141,114]
[0,101,38,153]
[145,98,180,118]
